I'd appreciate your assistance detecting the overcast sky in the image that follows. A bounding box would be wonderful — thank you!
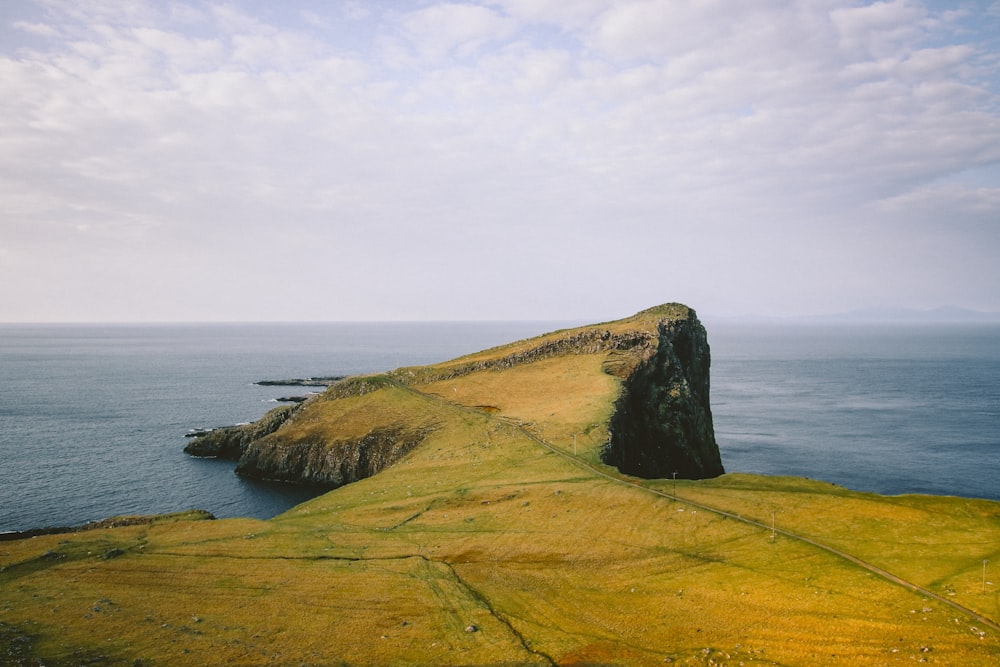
[2,0,999,322]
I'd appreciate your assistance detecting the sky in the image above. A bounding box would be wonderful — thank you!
[1,0,999,322]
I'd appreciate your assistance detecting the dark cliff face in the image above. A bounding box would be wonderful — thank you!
[183,404,300,460]
[602,313,724,480]
[235,425,433,487]
[184,377,432,488]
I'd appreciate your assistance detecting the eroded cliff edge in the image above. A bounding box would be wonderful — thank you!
[184,303,724,487]
[601,312,724,479]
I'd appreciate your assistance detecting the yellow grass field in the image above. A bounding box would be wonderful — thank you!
[2,305,998,665]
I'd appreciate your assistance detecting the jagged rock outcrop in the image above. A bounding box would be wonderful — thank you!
[235,425,434,486]
[183,403,302,460]
[393,328,659,384]
[185,375,436,488]
[601,311,723,480]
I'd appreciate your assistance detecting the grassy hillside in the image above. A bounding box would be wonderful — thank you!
[2,305,998,666]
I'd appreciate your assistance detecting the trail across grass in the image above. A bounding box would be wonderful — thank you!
[391,377,1000,635]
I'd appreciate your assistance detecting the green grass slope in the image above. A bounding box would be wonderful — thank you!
[2,305,998,666]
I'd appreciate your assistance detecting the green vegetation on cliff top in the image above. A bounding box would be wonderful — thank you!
[2,304,998,666]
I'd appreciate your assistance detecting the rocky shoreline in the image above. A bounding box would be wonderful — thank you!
[0,510,215,542]
[183,403,303,460]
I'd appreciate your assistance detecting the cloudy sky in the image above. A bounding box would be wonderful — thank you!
[2,0,999,322]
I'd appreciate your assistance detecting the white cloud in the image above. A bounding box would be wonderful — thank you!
[12,20,61,37]
[878,183,1000,218]
[340,1,372,22]
[829,0,927,58]
[487,0,606,29]
[1,0,999,321]
[300,10,331,30]
[129,27,225,69]
[590,0,731,62]
[34,0,162,31]
[389,3,517,64]
[166,2,207,27]
[899,44,975,77]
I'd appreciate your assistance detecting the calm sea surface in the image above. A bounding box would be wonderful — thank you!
[1,321,998,532]
[709,322,1000,501]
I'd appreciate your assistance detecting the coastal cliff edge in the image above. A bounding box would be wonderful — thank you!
[184,303,724,486]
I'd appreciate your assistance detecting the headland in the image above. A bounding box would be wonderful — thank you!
[2,304,997,665]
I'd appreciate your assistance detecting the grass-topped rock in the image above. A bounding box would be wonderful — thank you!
[188,302,723,487]
[2,304,998,666]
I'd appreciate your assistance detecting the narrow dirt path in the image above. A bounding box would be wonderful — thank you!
[388,378,1000,634]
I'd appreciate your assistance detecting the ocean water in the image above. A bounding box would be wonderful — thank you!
[1,321,998,533]
[0,322,565,533]
[709,322,1000,501]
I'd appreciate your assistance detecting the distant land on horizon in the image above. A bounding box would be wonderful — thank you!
[710,306,1000,324]
[803,306,1000,323]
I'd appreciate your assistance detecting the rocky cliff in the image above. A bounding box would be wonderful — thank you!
[235,424,434,486]
[183,403,301,460]
[183,303,723,487]
[185,375,441,488]
[601,312,723,479]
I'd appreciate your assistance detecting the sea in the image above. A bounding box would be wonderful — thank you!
[1,320,998,533]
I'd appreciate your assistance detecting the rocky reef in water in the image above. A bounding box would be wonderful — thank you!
[183,304,723,488]
[254,376,345,387]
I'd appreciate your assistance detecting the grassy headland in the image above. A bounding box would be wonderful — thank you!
[2,305,997,665]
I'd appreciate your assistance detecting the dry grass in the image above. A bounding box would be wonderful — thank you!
[2,306,998,666]
[417,352,619,461]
